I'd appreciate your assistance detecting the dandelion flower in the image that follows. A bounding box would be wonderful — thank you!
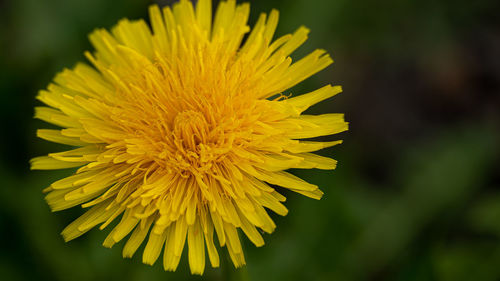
[31,0,348,275]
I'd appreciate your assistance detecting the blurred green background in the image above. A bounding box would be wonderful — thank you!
[1,0,499,280]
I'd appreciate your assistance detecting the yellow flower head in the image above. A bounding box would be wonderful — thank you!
[31,0,347,275]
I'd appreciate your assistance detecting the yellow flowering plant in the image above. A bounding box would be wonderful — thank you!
[31,0,347,275]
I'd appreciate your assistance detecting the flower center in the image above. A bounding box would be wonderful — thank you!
[173,110,208,151]
[170,110,231,177]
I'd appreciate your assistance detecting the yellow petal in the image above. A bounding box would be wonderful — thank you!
[188,220,206,275]
[61,199,114,241]
[286,85,342,113]
[30,156,86,170]
[293,153,338,170]
[142,227,168,265]
[37,129,87,146]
